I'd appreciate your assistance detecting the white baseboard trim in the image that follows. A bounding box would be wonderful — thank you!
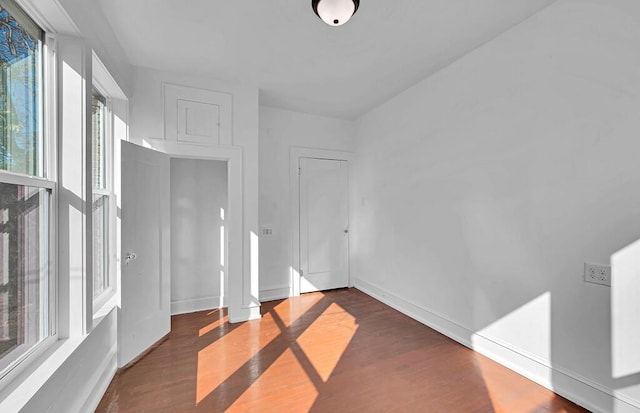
[81,349,117,413]
[353,277,640,413]
[171,296,225,315]
[229,304,262,323]
[260,287,290,302]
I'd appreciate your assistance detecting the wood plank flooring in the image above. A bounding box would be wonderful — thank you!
[96,288,588,412]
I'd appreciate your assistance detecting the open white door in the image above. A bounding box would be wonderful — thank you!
[119,141,171,366]
[299,157,349,293]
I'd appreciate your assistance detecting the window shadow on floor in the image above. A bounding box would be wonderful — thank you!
[97,288,587,412]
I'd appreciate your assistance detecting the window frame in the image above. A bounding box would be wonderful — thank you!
[0,4,57,388]
[91,82,116,312]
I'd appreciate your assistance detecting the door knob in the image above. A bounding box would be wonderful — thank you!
[344,229,349,234]
[125,252,137,265]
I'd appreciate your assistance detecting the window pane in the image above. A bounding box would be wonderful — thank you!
[92,91,106,189]
[0,182,49,374]
[0,2,43,177]
[92,89,110,299]
[92,193,109,297]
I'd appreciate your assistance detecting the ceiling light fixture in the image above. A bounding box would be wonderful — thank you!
[312,0,359,27]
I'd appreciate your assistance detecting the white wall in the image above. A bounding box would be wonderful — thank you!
[54,0,133,95]
[258,107,356,300]
[352,0,640,411]
[170,158,228,315]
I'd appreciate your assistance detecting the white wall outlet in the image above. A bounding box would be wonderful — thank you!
[260,226,273,236]
[584,262,611,287]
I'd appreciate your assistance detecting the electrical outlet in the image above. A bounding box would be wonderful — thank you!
[584,263,611,287]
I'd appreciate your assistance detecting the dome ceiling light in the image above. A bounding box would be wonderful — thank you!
[312,0,360,27]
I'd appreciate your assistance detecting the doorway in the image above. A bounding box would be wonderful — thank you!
[119,141,250,367]
[170,158,228,314]
[299,157,349,293]
[290,148,353,296]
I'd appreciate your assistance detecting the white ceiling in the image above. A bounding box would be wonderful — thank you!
[98,0,555,119]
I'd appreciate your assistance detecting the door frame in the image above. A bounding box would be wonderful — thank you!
[138,139,249,322]
[289,147,354,297]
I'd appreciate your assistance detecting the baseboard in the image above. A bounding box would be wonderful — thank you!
[353,277,640,413]
[229,304,262,323]
[259,286,290,302]
[171,295,225,315]
[120,334,170,371]
[80,348,117,413]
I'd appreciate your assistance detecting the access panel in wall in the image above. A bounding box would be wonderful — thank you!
[163,83,232,145]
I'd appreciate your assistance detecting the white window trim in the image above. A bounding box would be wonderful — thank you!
[91,49,127,316]
[91,84,117,313]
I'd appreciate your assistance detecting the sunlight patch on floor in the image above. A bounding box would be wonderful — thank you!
[227,348,319,413]
[198,311,227,337]
[273,292,325,328]
[297,302,357,382]
[196,318,275,403]
[474,354,556,412]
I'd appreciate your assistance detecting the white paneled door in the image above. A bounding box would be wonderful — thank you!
[299,157,349,293]
[119,141,171,366]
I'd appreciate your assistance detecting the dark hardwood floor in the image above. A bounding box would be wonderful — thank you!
[96,288,587,412]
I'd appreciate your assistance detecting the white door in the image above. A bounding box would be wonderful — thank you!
[119,141,171,366]
[299,157,349,293]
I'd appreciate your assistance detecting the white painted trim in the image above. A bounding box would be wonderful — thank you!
[79,350,117,413]
[16,0,81,35]
[0,170,56,189]
[83,40,94,335]
[171,296,226,316]
[92,52,127,101]
[140,140,254,323]
[353,277,640,413]
[228,306,262,323]
[162,83,233,146]
[0,304,116,413]
[0,338,82,411]
[289,147,354,297]
[90,63,122,315]
[259,287,290,302]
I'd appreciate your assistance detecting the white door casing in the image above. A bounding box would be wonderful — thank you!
[138,139,260,323]
[299,157,349,293]
[119,141,171,367]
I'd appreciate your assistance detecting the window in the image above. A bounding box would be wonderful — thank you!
[0,0,53,378]
[91,88,114,306]
[0,0,42,177]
